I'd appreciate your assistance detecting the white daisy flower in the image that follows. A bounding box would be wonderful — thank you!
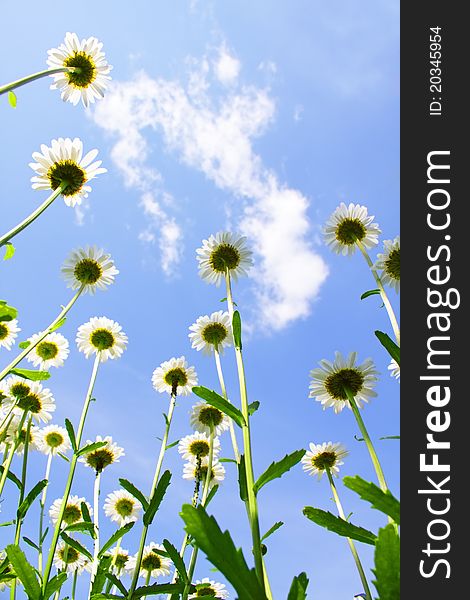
[189,578,229,599]
[62,246,119,294]
[36,424,71,455]
[76,317,127,361]
[4,379,55,424]
[25,332,69,370]
[323,203,381,256]
[188,311,233,355]
[47,32,112,107]
[183,458,225,489]
[127,543,171,579]
[3,375,34,400]
[49,495,93,526]
[104,489,142,527]
[190,401,231,437]
[301,441,349,480]
[107,546,133,574]
[79,435,124,473]
[30,137,106,207]
[196,232,253,285]
[309,352,379,414]
[374,236,400,293]
[53,540,92,574]
[3,417,40,455]
[388,359,400,381]
[152,356,198,396]
[0,319,20,351]
[178,432,221,462]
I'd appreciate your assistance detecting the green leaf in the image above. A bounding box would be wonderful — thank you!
[98,521,135,558]
[22,536,40,552]
[0,300,18,322]
[219,458,237,464]
[248,401,260,415]
[360,289,381,300]
[18,341,31,349]
[104,571,128,596]
[180,504,268,600]
[261,521,284,542]
[192,386,246,428]
[254,449,305,495]
[43,572,68,600]
[77,441,108,457]
[303,507,377,545]
[287,572,309,600]
[238,455,248,502]
[118,478,149,511]
[1,521,15,527]
[8,90,17,108]
[0,573,16,584]
[165,439,179,450]
[5,545,41,600]
[0,466,23,491]
[162,539,188,583]
[90,555,112,596]
[65,419,77,452]
[91,594,124,600]
[17,479,48,519]
[375,330,400,365]
[3,242,15,260]
[49,317,67,333]
[203,484,219,508]
[64,521,96,538]
[81,500,92,524]
[232,310,242,349]
[372,524,400,600]
[343,476,400,524]
[132,582,189,597]
[60,532,93,561]
[9,368,50,381]
[143,470,171,526]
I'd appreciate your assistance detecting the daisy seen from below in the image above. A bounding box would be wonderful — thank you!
[183,458,225,489]
[190,401,230,437]
[189,578,229,599]
[49,495,92,526]
[47,32,112,107]
[178,432,221,462]
[388,359,400,381]
[309,352,378,414]
[36,424,71,455]
[189,311,233,355]
[374,236,400,292]
[127,543,171,579]
[30,137,106,207]
[62,246,119,294]
[26,332,69,370]
[302,441,348,480]
[5,380,55,424]
[104,489,142,527]
[108,546,133,574]
[323,203,381,256]
[0,319,20,351]
[4,417,39,454]
[79,435,124,473]
[76,317,127,361]
[53,540,91,574]
[196,232,253,285]
[3,374,34,400]
[152,356,198,396]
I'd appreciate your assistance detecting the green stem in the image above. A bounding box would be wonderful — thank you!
[214,349,240,462]
[0,284,84,382]
[0,412,27,498]
[127,392,177,598]
[326,469,373,600]
[356,240,400,345]
[42,354,101,593]
[0,67,78,96]
[88,471,102,596]
[38,453,53,572]
[71,570,78,600]
[0,403,17,438]
[345,387,388,492]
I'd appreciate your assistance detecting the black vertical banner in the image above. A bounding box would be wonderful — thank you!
[402,3,466,597]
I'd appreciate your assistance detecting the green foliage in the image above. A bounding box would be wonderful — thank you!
[192,385,246,427]
[372,524,400,600]
[261,521,284,542]
[77,441,108,457]
[64,521,96,538]
[287,572,309,600]
[143,470,171,526]
[254,449,305,495]
[43,572,68,600]
[49,316,67,332]
[343,476,400,524]
[180,504,268,600]
[119,478,149,511]
[232,310,242,349]
[9,367,51,381]
[361,289,381,300]
[18,340,31,349]
[247,401,260,415]
[90,555,113,595]
[98,521,135,558]
[303,507,377,545]
[132,582,190,597]
[162,538,188,583]
[0,300,18,321]
[375,330,400,365]
[238,455,248,501]
[65,419,77,452]
[17,479,47,519]
[60,532,93,561]
[3,242,15,260]
[5,545,41,600]
[8,90,17,108]
[0,466,23,491]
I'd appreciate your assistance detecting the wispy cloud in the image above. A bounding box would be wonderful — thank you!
[92,45,328,330]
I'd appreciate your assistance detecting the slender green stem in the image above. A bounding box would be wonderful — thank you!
[356,240,400,345]
[42,354,101,593]
[326,468,373,600]
[0,403,17,438]
[0,412,27,497]
[127,392,177,599]
[0,67,78,96]
[72,570,78,600]
[0,184,67,249]
[88,471,102,596]
[0,284,84,382]
[345,387,388,492]
[38,453,53,572]
[214,349,240,462]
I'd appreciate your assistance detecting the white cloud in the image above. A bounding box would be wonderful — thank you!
[92,46,328,330]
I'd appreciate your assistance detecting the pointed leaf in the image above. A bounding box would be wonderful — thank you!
[0,300,17,321]
[375,330,400,365]
[238,455,248,502]
[379,435,400,440]
[60,532,93,561]
[118,478,149,511]
[64,521,96,538]
[0,466,23,491]
[9,368,50,381]
[261,521,284,542]
[104,571,128,596]
[303,507,377,545]
[248,401,260,415]
[65,419,77,452]
[49,317,67,333]
[18,341,31,349]
[90,555,112,595]
[180,504,268,600]
[5,545,41,600]
[77,441,108,457]
[98,521,135,558]
[361,289,381,300]
[254,450,305,495]
[22,536,40,551]
[3,242,15,260]
[91,594,124,600]
[192,386,246,428]
[17,479,48,519]
[165,440,179,450]
[343,476,400,524]
[43,572,68,600]
[8,91,17,108]
[287,572,309,600]
[133,582,189,597]
[372,524,400,600]
[232,310,242,349]
[143,470,171,526]
[81,500,92,524]
[162,539,188,583]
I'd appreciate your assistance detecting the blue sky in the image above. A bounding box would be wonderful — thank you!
[1,1,399,598]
